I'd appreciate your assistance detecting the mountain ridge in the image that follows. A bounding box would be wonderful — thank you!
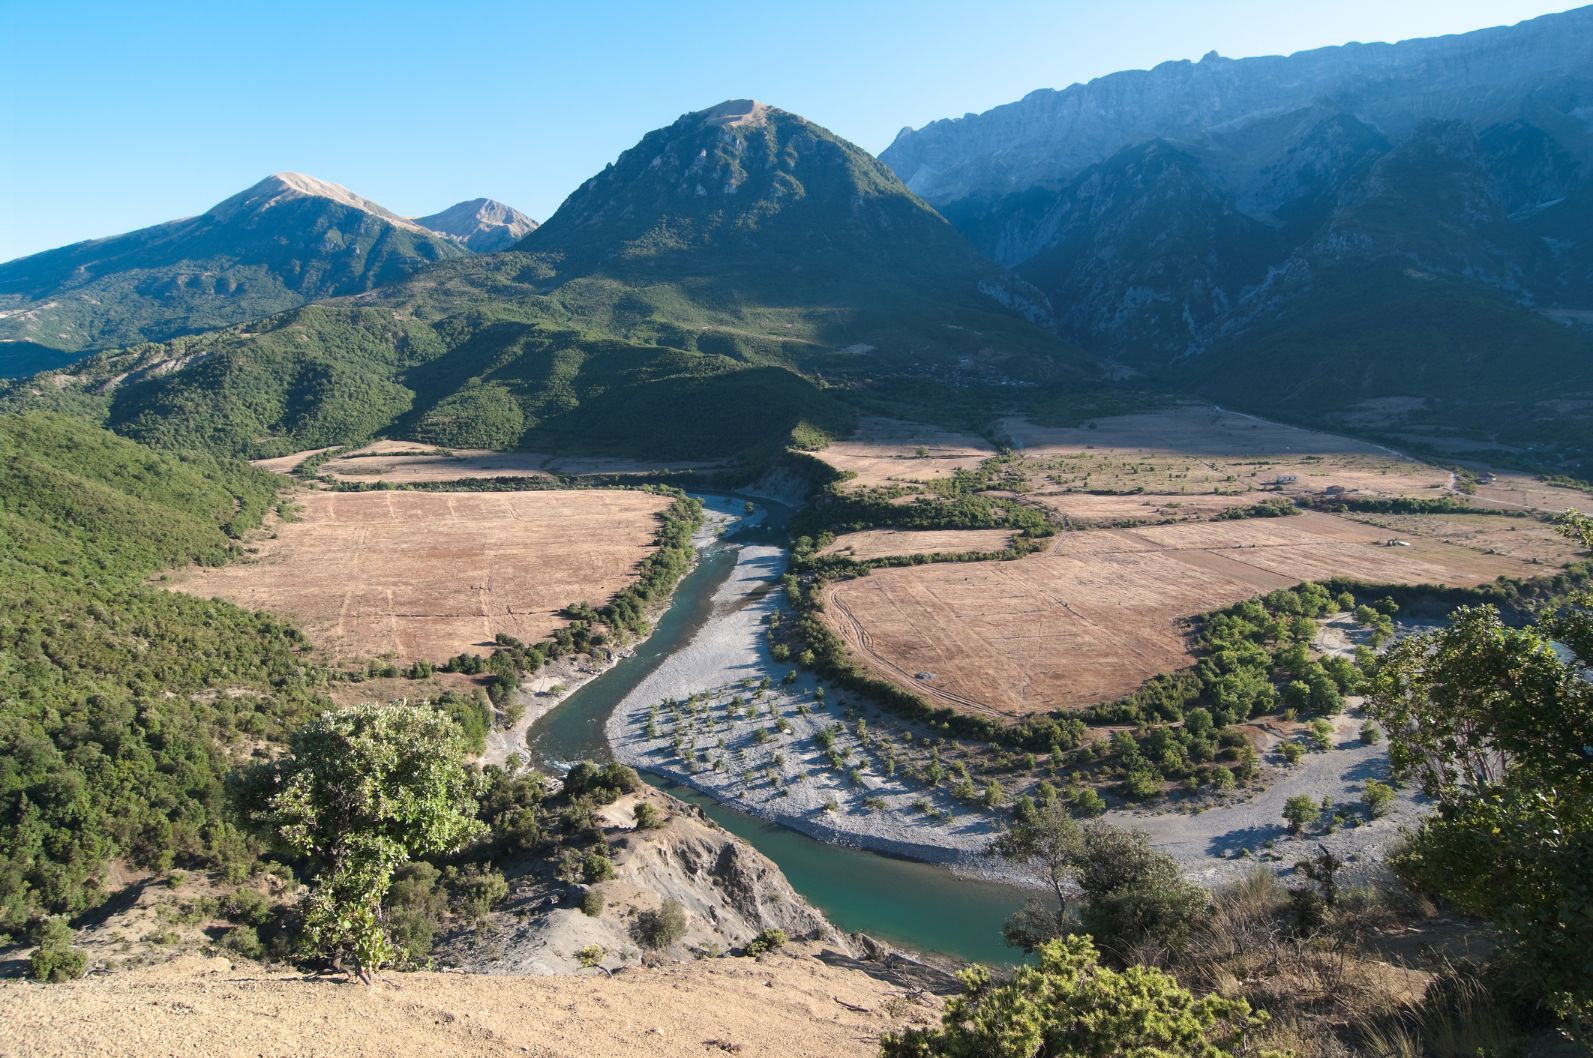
[0,175,535,370]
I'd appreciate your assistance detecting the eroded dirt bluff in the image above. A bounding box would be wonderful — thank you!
[440,785,847,974]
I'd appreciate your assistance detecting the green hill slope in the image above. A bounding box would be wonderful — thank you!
[0,413,328,932]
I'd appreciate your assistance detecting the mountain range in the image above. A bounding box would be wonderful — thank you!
[5,10,1593,476]
[0,174,535,372]
[3,101,1083,463]
[879,6,1593,465]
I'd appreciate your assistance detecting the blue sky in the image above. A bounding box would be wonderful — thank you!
[1,0,1584,260]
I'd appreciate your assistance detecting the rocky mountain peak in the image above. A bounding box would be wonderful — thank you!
[208,173,428,231]
[413,198,538,253]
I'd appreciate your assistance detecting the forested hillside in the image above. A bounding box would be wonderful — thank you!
[0,413,329,935]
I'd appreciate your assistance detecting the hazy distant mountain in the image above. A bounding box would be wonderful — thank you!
[880,8,1593,469]
[414,198,538,252]
[11,101,1085,464]
[0,173,466,368]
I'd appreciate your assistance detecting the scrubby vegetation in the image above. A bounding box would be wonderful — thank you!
[0,412,331,936]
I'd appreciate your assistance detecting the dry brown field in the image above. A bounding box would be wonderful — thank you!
[249,447,336,474]
[813,417,995,490]
[818,528,1015,561]
[1339,511,1587,567]
[169,489,669,663]
[1468,473,1591,515]
[822,511,1563,720]
[318,440,724,484]
[1009,491,1262,526]
[996,405,1449,503]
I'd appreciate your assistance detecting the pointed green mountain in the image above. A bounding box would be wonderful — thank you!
[10,102,1088,464]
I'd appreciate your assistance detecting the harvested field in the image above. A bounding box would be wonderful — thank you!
[815,417,995,490]
[169,490,670,663]
[319,439,722,484]
[1339,511,1588,566]
[249,447,336,475]
[1010,491,1262,526]
[823,511,1555,719]
[819,528,1015,561]
[1468,472,1591,515]
[997,405,1449,503]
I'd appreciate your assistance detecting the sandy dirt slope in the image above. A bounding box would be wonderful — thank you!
[0,949,925,1058]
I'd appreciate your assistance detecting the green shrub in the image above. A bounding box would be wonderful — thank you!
[1283,794,1321,833]
[1278,741,1306,766]
[445,863,509,923]
[743,928,787,956]
[575,944,605,969]
[634,898,688,949]
[580,851,617,884]
[385,862,447,966]
[220,924,265,961]
[563,762,640,805]
[1359,720,1382,745]
[28,918,87,983]
[580,889,606,918]
[1362,779,1396,819]
[633,802,665,829]
[880,935,1268,1058]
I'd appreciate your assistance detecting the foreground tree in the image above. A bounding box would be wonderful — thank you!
[880,935,1277,1058]
[1366,513,1593,1037]
[988,808,1204,960]
[255,704,484,982]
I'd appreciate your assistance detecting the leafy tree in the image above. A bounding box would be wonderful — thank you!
[28,917,87,982]
[880,935,1276,1058]
[1366,517,1593,1034]
[1071,826,1207,962]
[988,799,1082,948]
[254,704,484,982]
[1282,794,1320,833]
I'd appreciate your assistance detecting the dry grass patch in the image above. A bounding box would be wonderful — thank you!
[823,512,1552,719]
[814,417,996,490]
[248,447,336,475]
[319,439,723,484]
[997,405,1449,504]
[169,490,670,664]
[1339,511,1586,567]
[818,528,1015,561]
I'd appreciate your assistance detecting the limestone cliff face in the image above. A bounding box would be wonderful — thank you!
[882,7,1593,206]
[882,7,1593,368]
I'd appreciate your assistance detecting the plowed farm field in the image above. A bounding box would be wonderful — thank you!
[822,512,1558,720]
[170,490,669,663]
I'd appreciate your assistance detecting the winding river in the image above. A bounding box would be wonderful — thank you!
[526,495,1028,965]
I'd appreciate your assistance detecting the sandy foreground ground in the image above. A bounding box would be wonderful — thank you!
[0,949,922,1058]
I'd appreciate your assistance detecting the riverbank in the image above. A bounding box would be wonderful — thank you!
[482,496,742,767]
[604,540,1017,878]
[603,528,1427,891]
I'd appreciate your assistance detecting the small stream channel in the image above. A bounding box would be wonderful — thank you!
[525,495,1027,965]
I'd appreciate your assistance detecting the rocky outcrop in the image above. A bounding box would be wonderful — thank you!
[441,785,846,975]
